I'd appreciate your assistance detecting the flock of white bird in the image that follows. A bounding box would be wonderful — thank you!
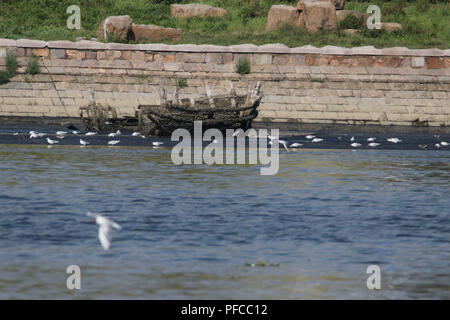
[24,129,164,147]
[269,134,448,152]
[21,129,449,151]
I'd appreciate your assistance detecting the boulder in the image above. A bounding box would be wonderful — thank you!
[170,3,227,18]
[96,15,133,41]
[297,0,345,11]
[302,0,336,33]
[336,10,368,24]
[380,22,403,32]
[132,24,182,42]
[266,5,304,31]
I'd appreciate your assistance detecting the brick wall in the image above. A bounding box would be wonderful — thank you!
[0,39,449,127]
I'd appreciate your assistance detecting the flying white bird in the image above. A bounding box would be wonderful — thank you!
[312,138,323,143]
[368,142,380,147]
[152,142,164,146]
[108,140,120,145]
[387,138,402,144]
[367,137,376,142]
[87,212,121,251]
[305,135,315,139]
[85,132,97,136]
[268,139,289,152]
[350,142,362,148]
[440,141,448,146]
[80,139,90,146]
[290,143,303,148]
[46,137,59,145]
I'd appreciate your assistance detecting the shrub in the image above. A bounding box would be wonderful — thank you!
[26,54,40,75]
[177,78,188,88]
[0,71,10,85]
[236,58,250,75]
[5,52,18,78]
[339,14,363,30]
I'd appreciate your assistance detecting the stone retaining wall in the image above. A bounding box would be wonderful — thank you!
[0,39,449,127]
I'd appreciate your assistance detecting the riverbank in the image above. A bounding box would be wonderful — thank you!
[0,39,449,129]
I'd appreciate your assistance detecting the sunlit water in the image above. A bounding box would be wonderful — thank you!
[0,128,449,299]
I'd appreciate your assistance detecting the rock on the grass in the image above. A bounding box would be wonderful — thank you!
[302,0,337,33]
[266,5,304,31]
[132,24,182,42]
[297,0,345,11]
[336,10,368,24]
[380,22,403,32]
[96,15,133,41]
[170,3,227,18]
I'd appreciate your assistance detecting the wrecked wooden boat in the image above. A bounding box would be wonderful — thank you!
[138,81,262,136]
[79,89,139,132]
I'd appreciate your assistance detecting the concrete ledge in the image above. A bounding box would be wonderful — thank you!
[1,38,448,56]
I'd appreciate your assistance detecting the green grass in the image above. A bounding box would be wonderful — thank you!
[0,0,448,49]
[177,78,188,88]
[26,54,40,75]
[5,52,18,78]
[236,58,251,75]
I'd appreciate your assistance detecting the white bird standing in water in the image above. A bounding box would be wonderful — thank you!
[367,137,376,142]
[108,130,121,137]
[131,132,141,136]
[290,143,303,148]
[46,137,59,145]
[152,141,164,146]
[108,140,120,145]
[387,138,402,144]
[350,142,362,148]
[312,138,323,143]
[80,139,90,146]
[85,132,97,136]
[305,135,315,139]
[350,136,355,142]
[441,141,448,146]
[368,142,380,147]
[87,212,121,251]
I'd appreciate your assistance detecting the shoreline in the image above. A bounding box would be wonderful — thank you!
[1,38,449,129]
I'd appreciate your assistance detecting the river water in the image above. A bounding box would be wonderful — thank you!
[0,124,449,299]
